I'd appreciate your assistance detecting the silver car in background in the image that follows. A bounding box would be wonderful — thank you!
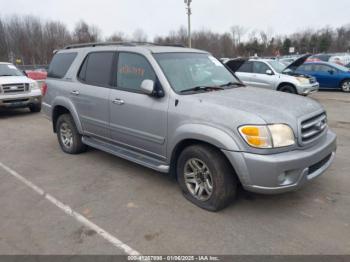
[225,55,319,95]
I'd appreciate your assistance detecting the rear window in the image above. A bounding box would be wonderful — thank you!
[48,52,77,79]
[237,61,253,73]
[78,52,115,87]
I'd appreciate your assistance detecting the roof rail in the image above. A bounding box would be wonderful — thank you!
[64,41,185,50]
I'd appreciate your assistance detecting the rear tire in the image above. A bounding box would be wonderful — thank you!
[56,114,86,154]
[29,103,41,113]
[177,144,237,212]
[279,84,297,94]
[340,79,350,92]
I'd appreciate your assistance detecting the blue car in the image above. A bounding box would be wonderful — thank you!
[296,62,350,92]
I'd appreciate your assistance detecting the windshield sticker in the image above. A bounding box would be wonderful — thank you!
[8,65,17,70]
[208,56,224,67]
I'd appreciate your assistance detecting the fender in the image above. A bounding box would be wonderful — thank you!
[52,96,83,134]
[168,123,242,157]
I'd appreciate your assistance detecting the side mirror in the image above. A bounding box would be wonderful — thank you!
[140,79,155,95]
[328,70,335,75]
[266,69,274,75]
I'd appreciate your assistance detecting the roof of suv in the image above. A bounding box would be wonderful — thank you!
[60,42,207,54]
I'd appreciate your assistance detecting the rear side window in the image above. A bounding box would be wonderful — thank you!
[237,61,253,73]
[78,52,115,87]
[299,64,313,72]
[48,52,77,79]
[117,53,156,92]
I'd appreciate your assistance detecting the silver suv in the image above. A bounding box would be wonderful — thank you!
[43,43,336,211]
[0,62,42,112]
[225,56,319,95]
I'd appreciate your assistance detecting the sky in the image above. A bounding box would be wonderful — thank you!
[0,0,349,40]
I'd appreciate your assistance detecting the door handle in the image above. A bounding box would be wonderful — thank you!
[113,98,125,105]
[71,90,80,96]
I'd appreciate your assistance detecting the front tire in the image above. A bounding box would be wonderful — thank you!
[177,144,237,212]
[56,114,86,154]
[341,79,350,92]
[279,84,297,94]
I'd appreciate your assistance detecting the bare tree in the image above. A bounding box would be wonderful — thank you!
[132,28,148,42]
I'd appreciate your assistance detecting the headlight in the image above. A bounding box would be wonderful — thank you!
[238,124,295,149]
[30,82,39,90]
[296,77,310,84]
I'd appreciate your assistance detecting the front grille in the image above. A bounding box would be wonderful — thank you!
[300,112,327,144]
[1,83,29,94]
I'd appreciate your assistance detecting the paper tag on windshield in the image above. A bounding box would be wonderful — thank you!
[8,65,17,70]
[209,56,223,67]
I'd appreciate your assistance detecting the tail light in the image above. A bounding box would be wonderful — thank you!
[41,83,48,96]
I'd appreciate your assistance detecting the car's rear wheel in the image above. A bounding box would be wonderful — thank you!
[29,103,41,113]
[341,79,350,92]
[56,114,86,154]
[279,84,297,94]
[177,144,237,212]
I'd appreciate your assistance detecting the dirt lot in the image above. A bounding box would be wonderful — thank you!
[0,91,349,255]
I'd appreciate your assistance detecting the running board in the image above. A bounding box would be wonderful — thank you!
[82,136,169,173]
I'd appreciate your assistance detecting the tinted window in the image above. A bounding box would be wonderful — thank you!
[48,53,77,78]
[253,62,270,74]
[237,61,253,73]
[117,53,156,92]
[78,52,115,87]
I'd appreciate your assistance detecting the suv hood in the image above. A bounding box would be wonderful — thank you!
[283,54,311,72]
[0,76,33,85]
[193,87,323,128]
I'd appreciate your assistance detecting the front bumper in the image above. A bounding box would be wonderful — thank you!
[222,130,337,194]
[297,83,319,95]
[0,90,42,108]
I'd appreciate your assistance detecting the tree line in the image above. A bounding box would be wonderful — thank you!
[1,15,350,65]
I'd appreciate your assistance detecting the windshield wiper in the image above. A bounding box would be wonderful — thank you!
[220,81,245,88]
[0,74,14,77]
[180,85,224,94]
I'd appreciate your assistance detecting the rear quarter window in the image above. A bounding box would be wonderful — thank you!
[48,52,77,79]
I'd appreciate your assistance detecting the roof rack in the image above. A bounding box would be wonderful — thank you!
[64,41,185,50]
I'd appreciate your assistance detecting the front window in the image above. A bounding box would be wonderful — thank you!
[267,61,286,73]
[0,64,24,77]
[153,53,239,93]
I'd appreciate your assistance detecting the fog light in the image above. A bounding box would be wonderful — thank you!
[278,173,287,183]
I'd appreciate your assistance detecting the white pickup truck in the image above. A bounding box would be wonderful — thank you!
[0,62,42,112]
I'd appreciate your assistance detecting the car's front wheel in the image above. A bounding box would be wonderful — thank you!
[56,114,86,154]
[341,79,350,92]
[177,144,237,211]
[279,84,297,94]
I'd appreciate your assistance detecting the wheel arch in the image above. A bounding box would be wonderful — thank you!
[168,124,241,179]
[52,97,83,134]
[277,82,297,92]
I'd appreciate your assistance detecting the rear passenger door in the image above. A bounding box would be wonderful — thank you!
[109,52,168,159]
[71,52,115,139]
[235,61,254,85]
[250,61,277,90]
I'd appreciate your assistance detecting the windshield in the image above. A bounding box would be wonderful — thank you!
[267,61,286,73]
[0,64,24,77]
[153,53,239,93]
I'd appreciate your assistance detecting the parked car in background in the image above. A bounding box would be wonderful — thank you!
[296,62,350,92]
[0,62,42,112]
[345,62,350,69]
[43,43,336,211]
[308,53,350,66]
[224,55,319,95]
